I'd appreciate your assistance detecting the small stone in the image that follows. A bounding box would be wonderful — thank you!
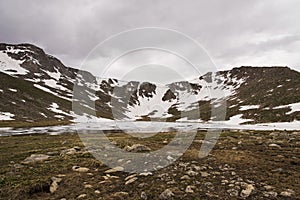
[269,143,281,148]
[61,146,81,155]
[138,183,146,188]
[280,189,295,197]
[21,154,50,164]
[186,170,198,176]
[13,164,24,169]
[125,177,138,185]
[124,144,151,152]
[167,155,175,161]
[159,189,174,199]
[264,185,274,190]
[272,168,283,172]
[167,180,176,185]
[51,177,62,183]
[185,185,195,193]
[112,192,129,198]
[72,166,89,173]
[105,166,124,173]
[221,180,229,185]
[125,174,137,181]
[50,177,62,193]
[264,191,277,198]
[50,181,58,193]
[180,175,190,180]
[200,172,209,177]
[94,190,100,194]
[240,184,254,198]
[141,191,147,200]
[227,188,239,197]
[77,194,87,199]
[139,172,153,176]
[99,180,109,184]
[84,184,93,189]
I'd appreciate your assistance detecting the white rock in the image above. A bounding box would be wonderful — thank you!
[77,194,87,199]
[180,175,190,180]
[185,185,195,193]
[186,170,198,176]
[264,191,277,198]
[84,184,93,189]
[200,171,209,177]
[72,166,89,173]
[139,172,153,176]
[50,181,58,193]
[264,185,274,190]
[124,144,151,152]
[21,154,50,164]
[105,166,124,173]
[280,189,295,197]
[125,177,138,185]
[159,189,174,199]
[125,174,137,181]
[240,184,254,198]
[50,177,62,193]
[227,188,239,197]
[269,143,281,148]
[141,191,147,200]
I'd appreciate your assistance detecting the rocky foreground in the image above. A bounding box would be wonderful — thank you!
[0,130,299,199]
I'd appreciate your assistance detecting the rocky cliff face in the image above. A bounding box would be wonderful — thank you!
[0,43,299,124]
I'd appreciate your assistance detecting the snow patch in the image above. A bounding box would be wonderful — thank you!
[286,102,300,114]
[0,112,14,120]
[40,113,47,118]
[47,103,71,117]
[42,69,61,80]
[8,88,17,92]
[239,105,260,111]
[34,84,71,101]
[0,52,28,75]
[219,114,253,125]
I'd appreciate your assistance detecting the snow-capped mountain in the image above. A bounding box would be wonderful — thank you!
[0,43,300,125]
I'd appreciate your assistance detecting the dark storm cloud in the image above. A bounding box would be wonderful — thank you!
[1,0,300,80]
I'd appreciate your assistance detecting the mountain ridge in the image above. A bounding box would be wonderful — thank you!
[0,43,299,126]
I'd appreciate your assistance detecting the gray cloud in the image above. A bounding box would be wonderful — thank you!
[1,0,300,82]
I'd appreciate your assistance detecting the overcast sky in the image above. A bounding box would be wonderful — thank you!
[1,0,300,83]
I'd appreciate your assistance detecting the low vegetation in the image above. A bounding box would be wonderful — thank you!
[0,130,299,199]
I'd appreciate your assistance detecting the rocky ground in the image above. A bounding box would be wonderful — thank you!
[0,130,299,199]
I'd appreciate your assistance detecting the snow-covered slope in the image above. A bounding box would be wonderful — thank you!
[0,43,299,126]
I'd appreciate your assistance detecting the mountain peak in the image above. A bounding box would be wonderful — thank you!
[0,43,299,125]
